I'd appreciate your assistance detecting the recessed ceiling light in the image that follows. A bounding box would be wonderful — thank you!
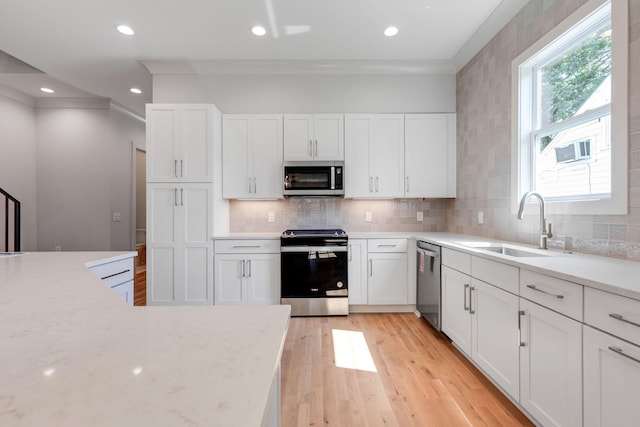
[116,25,135,36]
[384,26,399,37]
[252,26,266,36]
[130,87,142,94]
[40,87,54,94]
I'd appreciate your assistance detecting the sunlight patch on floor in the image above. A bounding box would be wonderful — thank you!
[331,329,377,372]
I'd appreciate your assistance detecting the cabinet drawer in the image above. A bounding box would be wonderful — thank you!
[520,270,583,321]
[471,256,518,294]
[367,239,407,253]
[585,287,640,346]
[215,239,280,254]
[442,248,471,275]
[89,258,134,287]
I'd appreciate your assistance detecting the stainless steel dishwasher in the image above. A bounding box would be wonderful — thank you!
[416,240,441,331]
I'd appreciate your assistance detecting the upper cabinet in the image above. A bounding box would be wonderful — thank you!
[284,114,344,161]
[404,114,456,198]
[344,114,405,198]
[147,104,214,183]
[222,114,283,199]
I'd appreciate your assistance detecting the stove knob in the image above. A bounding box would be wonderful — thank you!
[337,281,344,288]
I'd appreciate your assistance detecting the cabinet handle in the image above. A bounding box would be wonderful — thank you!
[232,245,261,249]
[180,188,184,206]
[100,269,131,280]
[241,260,246,278]
[469,286,475,314]
[369,259,373,277]
[309,140,313,157]
[180,160,184,177]
[174,189,179,206]
[526,284,564,299]
[248,177,252,193]
[463,284,469,311]
[608,346,640,364]
[375,176,379,192]
[377,244,397,248]
[314,140,318,156]
[406,176,409,192]
[609,313,640,328]
[174,160,179,178]
[247,259,252,277]
[369,177,373,193]
[518,310,526,347]
[253,177,257,194]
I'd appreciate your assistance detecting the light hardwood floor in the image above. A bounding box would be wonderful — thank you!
[281,313,533,427]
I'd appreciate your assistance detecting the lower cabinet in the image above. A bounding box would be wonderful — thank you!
[583,325,640,427]
[214,240,280,305]
[367,239,408,305]
[519,299,583,427]
[347,239,368,305]
[442,265,473,353]
[87,255,135,306]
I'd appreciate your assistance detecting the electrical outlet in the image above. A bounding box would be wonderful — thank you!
[268,212,275,223]
[112,212,122,222]
[54,245,62,252]
[417,211,424,222]
[478,211,484,225]
[365,211,372,222]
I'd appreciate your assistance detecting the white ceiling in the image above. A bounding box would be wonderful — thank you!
[0,0,527,117]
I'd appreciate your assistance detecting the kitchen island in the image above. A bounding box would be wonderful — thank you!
[0,252,290,426]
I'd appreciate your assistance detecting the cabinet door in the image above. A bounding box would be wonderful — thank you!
[405,114,455,197]
[584,325,640,427]
[246,254,280,305]
[222,115,251,198]
[252,115,283,199]
[372,114,404,198]
[367,252,407,305]
[215,255,246,305]
[313,114,344,160]
[146,105,180,182]
[347,239,368,305]
[471,279,520,399]
[180,106,212,182]
[112,280,134,306]
[520,299,583,427]
[180,184,213,304]
[344,114,373,198]
[147,184,179,304]
[441,266,472,355]
[283,115,313,160]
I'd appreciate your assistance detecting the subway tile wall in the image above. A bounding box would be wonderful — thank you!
[452,0,640,260]
[229,198,449,233]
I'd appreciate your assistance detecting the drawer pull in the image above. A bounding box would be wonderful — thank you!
[609,313,640,328]
[608,346,640,364]
[101,269,130,280]
[463,284,470,311]
[526,284,564,299]
[232,245,261,249]
[377,244,397,248]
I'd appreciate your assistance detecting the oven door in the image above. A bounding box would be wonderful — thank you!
[281,246,348,297]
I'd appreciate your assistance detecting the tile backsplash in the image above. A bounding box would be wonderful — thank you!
[229,198,449,233]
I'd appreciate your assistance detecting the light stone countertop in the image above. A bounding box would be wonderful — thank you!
[214,231,640,301]
[0,251,290,426]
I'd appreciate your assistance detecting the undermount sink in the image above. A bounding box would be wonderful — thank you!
[478,245,551,258]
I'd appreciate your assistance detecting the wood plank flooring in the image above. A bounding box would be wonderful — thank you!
[281,313,533,427]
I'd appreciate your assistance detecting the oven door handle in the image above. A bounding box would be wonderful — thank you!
[281,246,348,253]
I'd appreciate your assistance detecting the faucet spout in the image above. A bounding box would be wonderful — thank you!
[517,192,552,249]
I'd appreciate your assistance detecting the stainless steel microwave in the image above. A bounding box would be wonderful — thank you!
[283,161,344,196]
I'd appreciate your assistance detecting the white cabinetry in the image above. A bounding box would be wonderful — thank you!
[214,240,280,305]
[284,114,344,161]
[442,265,473,353]
[347,239,368,305]
[345,114,404,198]
[222,115,283,199]
[584,288,640,426]
[367,239,408,305]
[87,256,135,305]
[404,114,456,198]
[146,104,213,182]
[147,183,213,305]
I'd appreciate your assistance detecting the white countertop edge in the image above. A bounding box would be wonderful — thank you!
[82,251,138,267]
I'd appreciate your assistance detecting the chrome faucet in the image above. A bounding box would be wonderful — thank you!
[517,192,552,249]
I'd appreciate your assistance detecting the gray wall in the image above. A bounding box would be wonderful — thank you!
[451,0,640,260]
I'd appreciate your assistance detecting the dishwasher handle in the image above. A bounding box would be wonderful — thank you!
[417,247,440,258]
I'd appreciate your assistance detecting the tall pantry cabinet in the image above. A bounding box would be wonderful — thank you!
[146,104,228,305]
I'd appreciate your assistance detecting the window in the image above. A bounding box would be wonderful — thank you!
[512,0,627,215]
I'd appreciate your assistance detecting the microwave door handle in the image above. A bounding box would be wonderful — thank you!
[331,166,335,190]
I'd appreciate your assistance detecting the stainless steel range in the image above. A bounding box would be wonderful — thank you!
[280,229,348,316]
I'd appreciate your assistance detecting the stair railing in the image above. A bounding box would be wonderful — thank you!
[0,188,20,252]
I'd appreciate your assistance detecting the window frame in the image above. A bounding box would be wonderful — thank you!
[511,0,628,215]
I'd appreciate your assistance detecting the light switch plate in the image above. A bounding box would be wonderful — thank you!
[417,211,424,222]
[268,212,275,223]
[112,212,122,222]
[365,211,372,222]
[478,211,484,225]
